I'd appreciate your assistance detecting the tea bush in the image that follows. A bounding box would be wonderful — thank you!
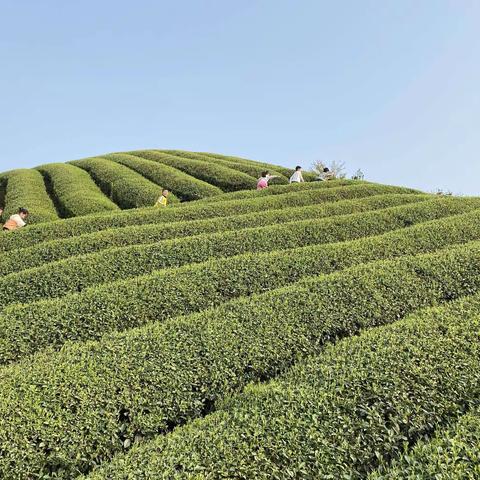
[70,157,177,208]
[1,168,58,224]
[36,162,118,217]
[104,153,221,201]
[2,242,480,478]
[0,183,415,251]
[0,193,425,275]
[0,197,471,307]
[2,201,480,365]
[87,293,480,479]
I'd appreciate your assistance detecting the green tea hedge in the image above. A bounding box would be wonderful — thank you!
[0,197,470,307]
[103,153,221,201]
[160,150,289,184]
[131,150,257,191]
[370,407,480,479]
[196,177,359,203]
[2,200,480,365]
[1,169,58,224]
[0,183,415,252]
[87,293,480,479]
[194,151,306,178]
[2,242,480,478]
[36,163,118,217]
[70,157,174,208]
[0,193,425,276]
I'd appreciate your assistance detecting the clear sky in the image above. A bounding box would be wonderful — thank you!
[1,0,479,194]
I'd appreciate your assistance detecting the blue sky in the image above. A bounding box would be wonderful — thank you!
[1,0,478,194]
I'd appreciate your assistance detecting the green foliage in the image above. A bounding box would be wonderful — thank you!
[1,198,480,365]
[196,177,361,203]
[370,408,480,479]
[2,242,480,478]
[87,293,480,479]
[0,183,420,252]
[0,193,425,276]
[70,157,172,208]
[1,169,58,224]
[36,163,119,217]
[103,153,221,201]
[131,150,258,191]
[0,196,470,308]
[160,150,289,185]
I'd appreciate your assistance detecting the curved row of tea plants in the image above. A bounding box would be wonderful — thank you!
[87,292,480,479]
[196,177,359,203]
[0,193,425,276]
[194,150,318,181]
[0,168,58,224]
[36,163,118,217]
[0,183,414,251]
[159,150,289,184]
[0,197,471,308]
[2,202,480,367]
[2,242,480,478]
[370,406,480,479]
[131,150,257,191]
[103,153,222,201]
[70,157,178,208]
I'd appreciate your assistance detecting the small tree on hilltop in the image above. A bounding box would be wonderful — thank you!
[311,160,347,179]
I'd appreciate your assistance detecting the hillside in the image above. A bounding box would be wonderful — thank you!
[0,157,479,479]
[0,150,307,223]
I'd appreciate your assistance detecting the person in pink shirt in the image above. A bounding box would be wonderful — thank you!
[256,171,277,190]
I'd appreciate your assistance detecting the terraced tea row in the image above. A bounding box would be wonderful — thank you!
[370,406,480,479]
[2,202,480,368]
[0,169,58,224]
[103,153,222,201]
[195,177,358,202]
[192,150,319,181]
[2,241,480,478]
[130,150,258,191]
[158,150,290,184]
[70,156,180,208]
[0,150,338,223]
[0,197,471,308]
[86,293,480,479]
[0,193,425,276]
[0,183,414,251]
[36,163,119,217]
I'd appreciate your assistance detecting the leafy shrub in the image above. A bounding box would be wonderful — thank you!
[370,407,480,479]
[70,157,173,208]
[36,163,118,217]
[2,199,480,364]
[0,193,425,276]
[1,169,58,224]
[196,177,361,203]
[0,197,472,308]
[130,150,257,192]
[103,153,220,201]
[195,151,318,181]
[2,242,480,478]
[0,185,416,251]
[88,292,480,479]
[0,183,421,252]
[160,150,289,185]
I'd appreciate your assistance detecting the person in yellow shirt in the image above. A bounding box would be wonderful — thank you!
[155,189,169,207]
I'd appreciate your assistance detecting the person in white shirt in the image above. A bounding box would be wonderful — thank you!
[3,208,29,231]
[289,166,305,184]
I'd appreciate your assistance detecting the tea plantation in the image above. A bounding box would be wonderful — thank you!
[0,150,479,479]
